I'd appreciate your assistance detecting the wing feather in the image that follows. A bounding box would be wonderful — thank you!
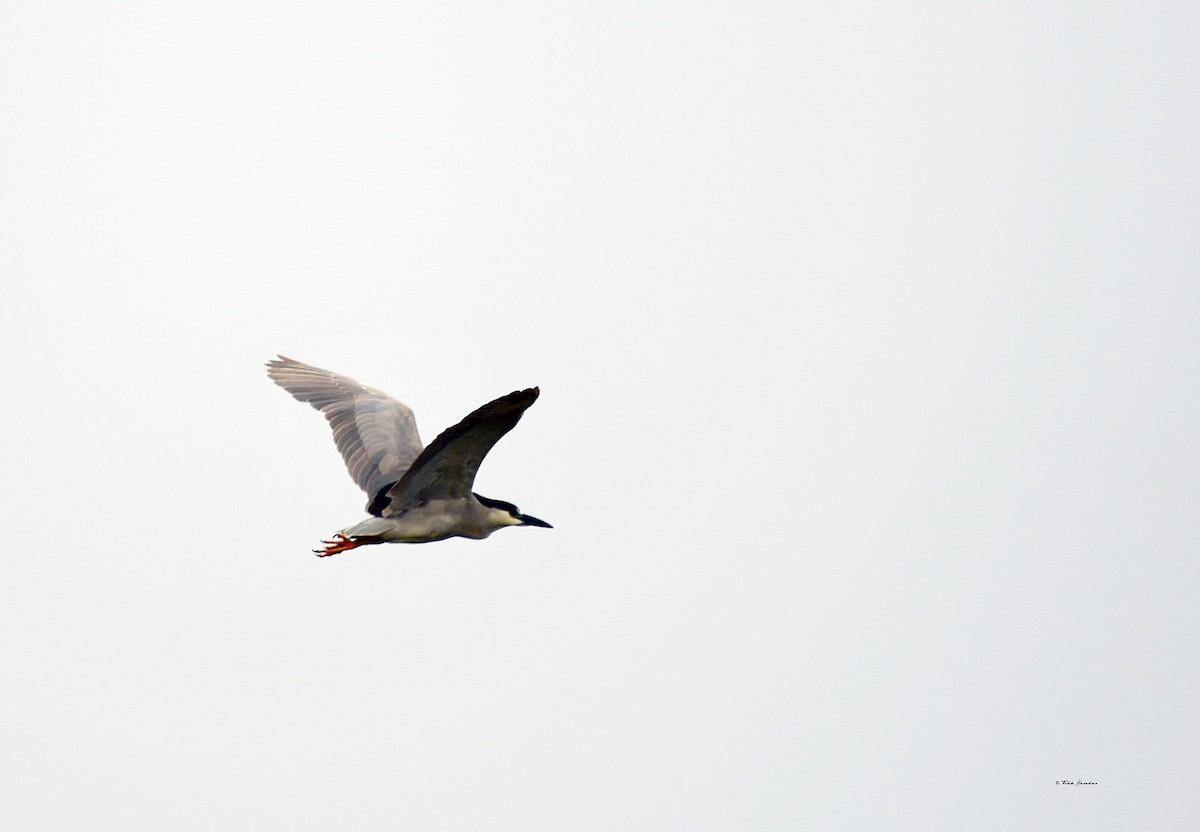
[381,387,539,515]
[265,356,424,507]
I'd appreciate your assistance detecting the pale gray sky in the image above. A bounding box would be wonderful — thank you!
[2,2,1198,829]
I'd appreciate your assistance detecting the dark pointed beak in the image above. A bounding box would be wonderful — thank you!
[517,513,553,528]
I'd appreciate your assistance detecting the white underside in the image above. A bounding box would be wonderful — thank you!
[339,497,521,543]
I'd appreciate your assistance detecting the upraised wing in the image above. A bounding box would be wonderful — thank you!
[379,387,539,516]
[266,356,424,508]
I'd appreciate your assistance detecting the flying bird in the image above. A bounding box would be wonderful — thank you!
[266,356,552,556]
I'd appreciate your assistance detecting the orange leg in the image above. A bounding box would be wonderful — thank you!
[313,533,382,557]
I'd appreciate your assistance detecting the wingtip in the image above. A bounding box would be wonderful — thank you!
[499,387,540,405]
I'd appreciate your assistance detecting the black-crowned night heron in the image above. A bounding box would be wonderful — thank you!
[267,356,552,556]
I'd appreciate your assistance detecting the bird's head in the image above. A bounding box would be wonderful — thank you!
[475,494,553,531]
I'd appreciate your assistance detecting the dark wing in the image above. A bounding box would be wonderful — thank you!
[266,356,424,504]
[380,387,539,516]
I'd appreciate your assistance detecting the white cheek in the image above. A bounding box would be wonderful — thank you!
[497,511,523,527]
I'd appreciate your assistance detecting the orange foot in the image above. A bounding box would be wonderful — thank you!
[313,533,382,557]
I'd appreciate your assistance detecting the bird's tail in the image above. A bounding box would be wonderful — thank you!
[339,517,393,537]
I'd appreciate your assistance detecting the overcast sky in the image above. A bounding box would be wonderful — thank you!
[2,2,1198,829]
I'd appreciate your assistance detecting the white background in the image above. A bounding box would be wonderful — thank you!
[3,2,1198,829]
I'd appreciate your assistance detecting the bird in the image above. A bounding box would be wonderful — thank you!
[266,355,552,556]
